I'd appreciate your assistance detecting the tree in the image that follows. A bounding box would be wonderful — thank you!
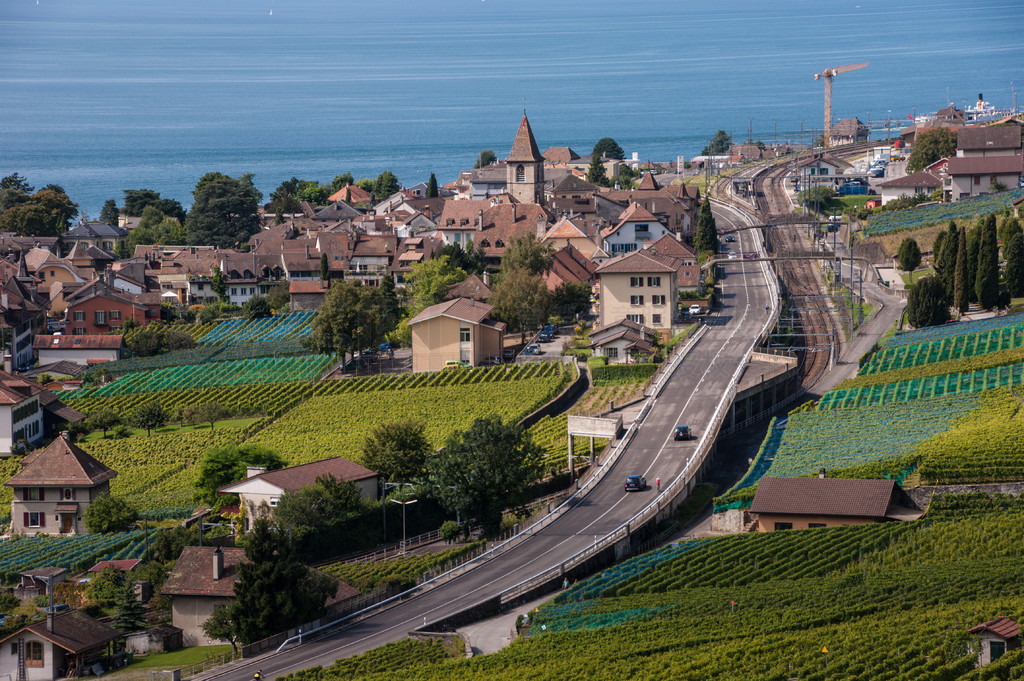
[113,583,147,633]
[907,276,950,328]
[361,419,432,483]
[797,185,835,209]
[83,495,138,533]
[88,565,126,606]
[202,605,240,653]
[694,199,718,254]
[374,170,400,199]
[296,180,328,206]
[976,213,1000,309]
[195,401,231,429]
[426,173,438,198]
[473,149,496,169]
[186,173,261,248]
[0,173,33,193]
[907,128,957,173]
[329,173,354,195]
[266,281,291,310]
[0,188,78,236]
[502,234,553,275]
[305,280,363,362]
[592,138,624,160]
[966,226,981,303]
[407,256,467,310]
[553,281,592,319]
[437,242,485,276]
[269,177,302,218]
[128,400,167,436]
[954,227,969,314]
[193,444,284,506]
[701,130,732,156]
[100,199,120,226]
[1003,219,1024,297]
[241,295,271,320]
[897,237,922,272]
[320,252,329,282]
[428,415,544,535]
[211,266,227,302]
[86,409,122,438]
[934,221,958,297]
[273,475,363,537]
[230,517,338,644]
[490,268,552,339]
[586,154,608,186]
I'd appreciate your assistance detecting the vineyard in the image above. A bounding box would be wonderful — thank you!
[860,321,1024,375]
[197,311,315,345]
[0,531,149,579]
[62,354,337,399]
[528,415,609,471]
[320,542,484,592]
[284,508,1024,681]
[97,339,310,376]
[881,312,1024,349]
[863,187,1024,236]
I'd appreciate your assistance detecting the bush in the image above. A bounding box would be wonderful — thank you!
[83,495,138,533]
[440,520,461,544]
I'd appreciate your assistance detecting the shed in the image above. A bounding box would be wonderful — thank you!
[969,617,1019,665]
[125,624,183,654]
[748,477,922,532]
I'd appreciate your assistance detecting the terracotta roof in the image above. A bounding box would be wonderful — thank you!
[542,147,580,164]
[543,217,590,241]
[595,250,678,275]
[968,617,1019,639]
[407,297,495,326]
[0,371,43,405]
[289,280,329,294]
[5,433,117,487]
[327,185,373,204]
[20,567,67,579]
[34,335,124,351]
[552,175,600,194]
[88,559,142,573]
[161,546,246,598]
[590,318,655,352]
[830,118,868,137]
[957,126,1022,151]
[507,115,544,163]
[637,172,661,191]
[749,477,898,518]
[446,273,492,301]
[644,234,696,260]
[879,171,943,189]
[946,155,1024,176]
[0,610,120,654]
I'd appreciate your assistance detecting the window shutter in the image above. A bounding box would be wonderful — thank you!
[71,488,76,500]
[22,513,28,528]
[21,489,27,502]
[39,513,45,528]
[39,488,45,502]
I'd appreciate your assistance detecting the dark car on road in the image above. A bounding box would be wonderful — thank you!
[624,475,647,492]
[674,425,692,441]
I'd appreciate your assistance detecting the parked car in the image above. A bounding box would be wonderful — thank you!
[523,344,542,355]
[624,475,647,492]
[869,167,885,178]
[728,252,738,260]
[674,425,692,441]
[502,349,515,362]
[477,356,502,366]
[689,304,702,316]
[443,359,471,370]
[43,604,70,614]
[538,332,552,343]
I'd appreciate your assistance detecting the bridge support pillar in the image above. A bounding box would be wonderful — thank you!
[567,436,575,479]
[589,436,595,464]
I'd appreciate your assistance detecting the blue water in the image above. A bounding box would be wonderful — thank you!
[1,0,1022,217]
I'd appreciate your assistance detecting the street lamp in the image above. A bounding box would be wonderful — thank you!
[389,496,418,555]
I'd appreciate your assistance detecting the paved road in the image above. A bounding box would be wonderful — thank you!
[204,214,771,680]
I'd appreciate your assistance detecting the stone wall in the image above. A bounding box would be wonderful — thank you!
[906,482,1024,511]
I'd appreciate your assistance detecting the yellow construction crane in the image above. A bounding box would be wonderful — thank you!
[814,62,868,146]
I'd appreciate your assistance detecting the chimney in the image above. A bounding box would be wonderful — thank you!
[60,430,70,442]
[818,468,826,479]
[536,215,547,240]
[105,265,114,288]
[477,210,484,230]
[3,353,11,374]
[0,291,7,310]
[246,466,267,478]
[212,546,224,581]
[512,204,516,222]
[482,271,491,288]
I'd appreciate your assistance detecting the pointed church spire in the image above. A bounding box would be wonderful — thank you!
[508,114,544,163]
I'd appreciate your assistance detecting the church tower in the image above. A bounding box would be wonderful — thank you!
[506,114,545,205]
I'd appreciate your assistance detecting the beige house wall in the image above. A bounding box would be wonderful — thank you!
[598,271,676,340]
[172,596,233,647]
[411,315,503,372]
[949,171,1023,201]
[0,631,66,681]
[754,512,878,532]
[10,483,106,537]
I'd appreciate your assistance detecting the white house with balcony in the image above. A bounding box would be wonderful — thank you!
[600,203,673,256]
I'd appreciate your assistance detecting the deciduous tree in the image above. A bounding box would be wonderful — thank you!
[361,419,432,483]
[242,295,271,320]
[701,130,732,156]
[501,234,553,275]
[193,444,284,506]
[128,400,167,436]
[907,128,957,173]
[473,149,496,169]
[373,170,400,199]
[83,495,138,534]
[186,173,261,248]
[428,415,544,535]
[490,268,552,338]
[592,137,625,160]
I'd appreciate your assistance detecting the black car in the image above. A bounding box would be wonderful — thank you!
[674,425,692,441]
[624,475,647,492]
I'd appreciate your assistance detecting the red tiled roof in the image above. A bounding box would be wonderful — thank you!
[220,457,376,495]
[88,559,142,573]
[34,335,124,351]
[507,115,544,163]
[327,185,372,204]
[968,617,1019,639]
[542,147,580,164]
[749,477,897,518]
[4,433,117,487]
[637,172,661,190]
[289,280,329,294]
[879,171,943,189]
[0,371,43,406]
[161,546,246,598]
[595,250,678,275]
[407,297,495,326]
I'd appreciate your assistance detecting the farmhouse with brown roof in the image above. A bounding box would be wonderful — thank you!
[407,298,506,372]
[34,334,124,366]
[0,610,121,681]
[4,432,117,536]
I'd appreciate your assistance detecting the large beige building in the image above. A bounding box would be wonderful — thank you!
[162,546,247,647]
[407,297,506,372]
[595,250,678,341]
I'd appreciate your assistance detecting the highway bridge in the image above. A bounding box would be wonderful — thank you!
[202,204,777,681]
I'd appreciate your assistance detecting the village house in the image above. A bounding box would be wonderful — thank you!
[797,155,847,190]
[64,272,162,335]
[219,457,378,531]
[878,171,944,205]
[643,234,700,289]
[161,546,247,647]
[956,125,1022,158]
[945,155,1024,201]
[289,280,330,311]
[594,249,679,341]
[5,432,118,536]
[34,334,123,367]
[390,236,441,285]
[61,221,129,254]
[17,567,67,600]
[601,202,675,256]
[445,273,493,302]
[0,610,121,681]
[0,371,47,452]
[407,298,506,371]
[968,617,1019,666]
[589,318,658,363]
[540,216,609,261]
[1,275,50,370]
[748,476,921,532]
[827,118,869,146]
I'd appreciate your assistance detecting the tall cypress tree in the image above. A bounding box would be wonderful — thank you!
[966,227,981,303]
[426,173,438,198]
[975,213,999,309]
[953,226,969,313]
[694,199,718,254]
[934,221,958,298]
[1003,218,1024,297]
